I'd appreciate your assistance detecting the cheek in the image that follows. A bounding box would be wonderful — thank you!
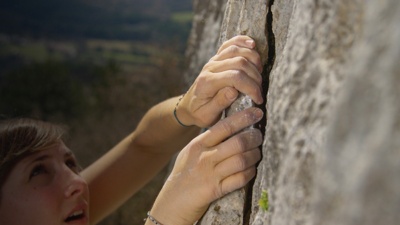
[0,187,63,225]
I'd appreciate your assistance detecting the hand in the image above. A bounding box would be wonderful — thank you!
[176,35,264,128]
[148,107,263,225]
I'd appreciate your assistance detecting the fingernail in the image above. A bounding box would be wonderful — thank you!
[245,39,255,48]
[253,93,263,105]
[257,94,264,105]
[253,108,264,120]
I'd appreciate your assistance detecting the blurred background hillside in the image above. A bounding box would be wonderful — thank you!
[0,0,193,224]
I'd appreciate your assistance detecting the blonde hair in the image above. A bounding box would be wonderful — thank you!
[0,118,65,188]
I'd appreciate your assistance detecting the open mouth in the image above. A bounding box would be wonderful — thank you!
[65,210,85,223]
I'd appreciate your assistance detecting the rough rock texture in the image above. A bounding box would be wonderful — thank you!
[312,1,400,225]
[183,0,400,224]
[250,0,364,224]
[184,0,227,85]
[198,1,269,224]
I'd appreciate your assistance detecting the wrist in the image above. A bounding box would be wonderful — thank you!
[146,205,192,225]
[147,183,203,225]
[174,94,193,127]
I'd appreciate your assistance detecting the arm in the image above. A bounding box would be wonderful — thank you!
[81,97,201,224]
[145,107,264,225]
[82,35,263,224]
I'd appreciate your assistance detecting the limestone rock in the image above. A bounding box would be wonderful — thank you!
[183,0,400,224]
[251,1,363,225]
[312,1,400,224]
[184,0,227,85]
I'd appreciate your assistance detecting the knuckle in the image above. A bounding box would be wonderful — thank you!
[235,56,248,67]
[203,60,215,70]
[230,69,241,76]
[196,74,208,86]
[228,45,240,54]
[198,154,209,167]
[189,138,206,153]
[234,155,248,171]
[232,136,247,151]
[218,120,235,135]
[231,70,246,82]
[208,55,217,62]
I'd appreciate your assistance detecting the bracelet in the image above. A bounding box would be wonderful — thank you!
[174,94,191,127]
[146,211,165,225]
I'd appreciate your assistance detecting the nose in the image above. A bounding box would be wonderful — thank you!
[63,168,88,198]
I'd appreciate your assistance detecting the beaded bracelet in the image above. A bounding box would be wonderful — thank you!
[146,211,165,225]
[173,94,191,127]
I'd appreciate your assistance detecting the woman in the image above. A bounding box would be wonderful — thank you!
[0,35,264,225]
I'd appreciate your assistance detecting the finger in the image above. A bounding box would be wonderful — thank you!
[190,87,239,127]
[204,69,263,105]
[201,107,263,147]
[217,35,256,54]
[214,128,262,162]
[207,56,262,87]
[197,67,262,104]
[214,45,263,73]
[219,167,256,197]
[215,148,261,180]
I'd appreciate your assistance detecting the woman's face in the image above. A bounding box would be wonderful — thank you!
[0,142,89,225]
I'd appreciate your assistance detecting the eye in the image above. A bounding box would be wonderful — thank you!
[29,164,47,179]
[65,158,81,173]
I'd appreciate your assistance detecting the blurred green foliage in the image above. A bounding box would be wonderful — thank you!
[0,0,192,224]
[0,60,119,120]
[0,0,193,50]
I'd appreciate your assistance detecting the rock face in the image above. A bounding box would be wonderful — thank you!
[184,0,227,85]
[184,0,400,225]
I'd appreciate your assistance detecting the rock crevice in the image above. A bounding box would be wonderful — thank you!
[183,1,400,225]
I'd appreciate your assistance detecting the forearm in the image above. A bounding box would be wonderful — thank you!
[83,96,200,224]
[131,96,201,156]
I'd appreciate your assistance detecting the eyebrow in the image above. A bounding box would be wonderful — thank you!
[24,150,75,170]
[31,154,50,163]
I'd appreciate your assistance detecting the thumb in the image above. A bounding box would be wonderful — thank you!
[196,87,238,127]
[209,87,239,113]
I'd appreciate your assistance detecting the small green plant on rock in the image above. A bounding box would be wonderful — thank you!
[258,190,269,211]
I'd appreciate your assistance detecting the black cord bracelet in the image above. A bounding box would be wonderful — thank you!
[173,94,191,127]
[146,211,165,225]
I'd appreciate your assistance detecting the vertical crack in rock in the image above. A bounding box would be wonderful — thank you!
[197,1,270,224]
[247,1,275,224]
[261,0,276,136]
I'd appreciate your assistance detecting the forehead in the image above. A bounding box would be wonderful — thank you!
[0,142,75,187]
[19,142,74,164]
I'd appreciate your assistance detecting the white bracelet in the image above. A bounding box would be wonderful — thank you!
[146,211,165,225]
